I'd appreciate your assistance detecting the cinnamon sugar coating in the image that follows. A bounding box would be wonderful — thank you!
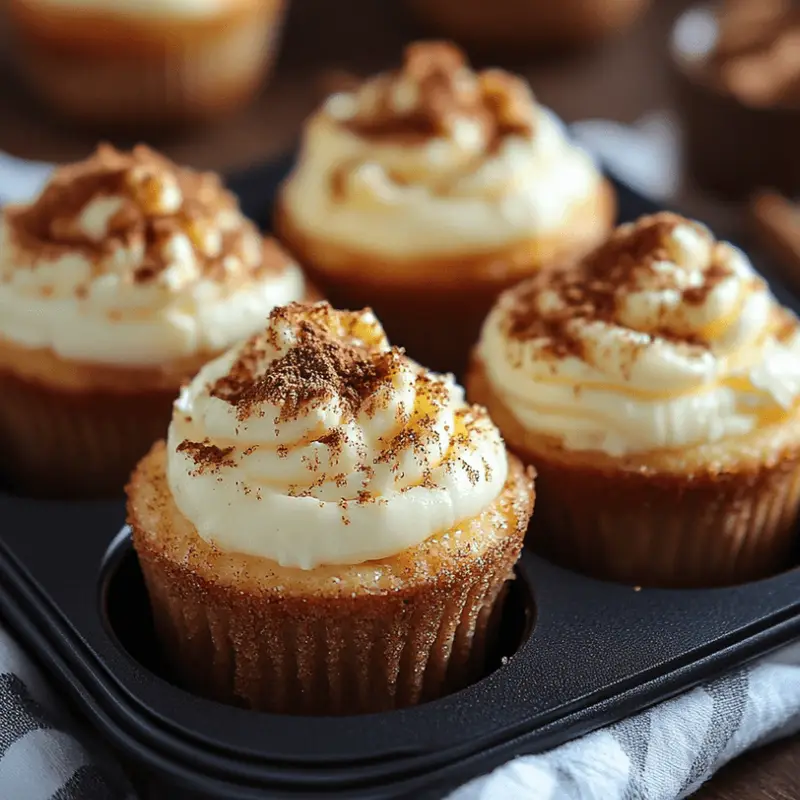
[128,440,533,712]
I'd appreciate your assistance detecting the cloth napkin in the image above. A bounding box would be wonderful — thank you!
[0,625,135,800]
[3,121,800,800]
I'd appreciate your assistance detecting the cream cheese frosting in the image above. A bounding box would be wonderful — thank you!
[0,144,307,367]
[478,212,800,456]
[280,42,602,262]
[167,301,508,569]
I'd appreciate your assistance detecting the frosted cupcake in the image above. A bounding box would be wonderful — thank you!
[276,41,614,375]
[128,301,534,714]
[469,212,800,587]
[0,144,313,498]
[6,0,286,125]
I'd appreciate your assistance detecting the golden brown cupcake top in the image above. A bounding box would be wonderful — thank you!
[478,212,800,455]
[0,145,308,366]
[167,301,509,568]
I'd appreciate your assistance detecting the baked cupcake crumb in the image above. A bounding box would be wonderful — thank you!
[471,211,800,586]
[128,298,534,713]
[0,144,311,498]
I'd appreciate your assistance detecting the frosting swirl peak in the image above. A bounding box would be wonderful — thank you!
[168,302,508,568]
[504,212,762,359]
[479,213,800,455]
[4,143,272,290]
[332,41,536,144]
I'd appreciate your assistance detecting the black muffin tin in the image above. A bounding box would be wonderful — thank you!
[2,156,800,800]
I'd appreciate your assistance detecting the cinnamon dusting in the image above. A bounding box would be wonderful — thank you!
[211,303,402,423]
[194,302,503,503]
[335,41,536,146]
[504,213,735,359]
[6,144,283,288]
[176,439,236,474]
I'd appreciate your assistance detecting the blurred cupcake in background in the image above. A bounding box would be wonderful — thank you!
[276,42,614,375]
[0,144,314,498]
[406,0,651,54]
[671,0,800,198]
[6,0,287,126]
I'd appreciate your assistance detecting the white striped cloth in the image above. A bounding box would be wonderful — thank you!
[0,624,135,800]
[452,642,800,799]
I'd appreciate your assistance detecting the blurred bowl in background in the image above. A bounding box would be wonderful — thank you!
[670,0,800,199]
[405,0,651,55]
[4,0,288,128]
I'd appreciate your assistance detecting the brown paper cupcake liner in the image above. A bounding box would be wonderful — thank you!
[8,0,286,125]
[0,369,176,498]
[136,546,518,716]
[527,453,800,588]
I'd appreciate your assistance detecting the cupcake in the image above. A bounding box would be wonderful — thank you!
[276,41,615,376]
[407,0,651,54]
[6,0,286,126]
[469,212,800,588]
[0,144,314,498]
[128,301,534,714]
[671,0,800,198]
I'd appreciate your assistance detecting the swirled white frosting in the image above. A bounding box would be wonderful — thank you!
[0,145,307,366]
[280,42,602,261]
[167,302,508,569]
[478,213,800,455]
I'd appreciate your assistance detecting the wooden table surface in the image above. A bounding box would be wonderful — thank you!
[0,0,798,797]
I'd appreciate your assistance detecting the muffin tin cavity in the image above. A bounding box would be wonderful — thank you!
[99,534,537,713]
